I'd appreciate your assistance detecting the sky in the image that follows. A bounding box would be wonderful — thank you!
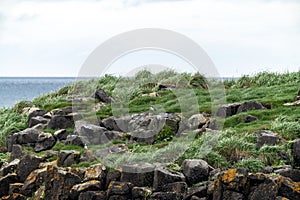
[0,0,300,77]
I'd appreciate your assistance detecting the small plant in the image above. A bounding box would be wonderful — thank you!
[234,158,265,173]
[155,125,174,143]
[271,115,300,140]
[167,163,182,172]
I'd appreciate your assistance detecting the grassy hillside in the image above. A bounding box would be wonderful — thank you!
[1,70,300,172]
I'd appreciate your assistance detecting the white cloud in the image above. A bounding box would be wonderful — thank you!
[0,0,299,76]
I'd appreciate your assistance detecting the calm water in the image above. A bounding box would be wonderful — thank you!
[0,77,75,108]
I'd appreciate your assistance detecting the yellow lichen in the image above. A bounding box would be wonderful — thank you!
[222,169,237,183]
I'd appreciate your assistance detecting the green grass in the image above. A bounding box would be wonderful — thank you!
[1,70,300,173]
[0,108,27,150]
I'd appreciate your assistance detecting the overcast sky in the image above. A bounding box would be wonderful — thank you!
[0,0,299,77]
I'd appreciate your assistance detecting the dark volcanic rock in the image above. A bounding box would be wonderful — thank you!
[9,183,24,194]
[21,168,47,196]
[28,116,49,128]
[132,187,152,200]
[161,181,187,194]
[244,115,258,123]
[236,101,266,114]
[275,168,300,182]
[153,167,185,191]
[10,144,24,161]
[222,190,245,200]
[78,191,106,200]
[216,103,241,118]
[107,181,133,197]
[70,180,102,199]
[84,163,106,182]
[187,114,209,130]
[53,129,68,141]
[292,139,300,168]
[64,135,86,147]
[57,150,80,167]
[185,182,210,199]
[48,115,74,130]
[106,170,121,188]
[76,123,108,145]
[248,179,278,200]
[0,173,18,197]
[34,133,56,152]
[121,162,155,187]
[93,88,114,103]
[182,159,209,186]
[0,159,20,177]
[45,165,81,200]
[274,175,300,200]
[220,168,248,192]
[149,192,183,200]
[17,154,42,182]
[7,128,41,151]
[254,130,283,149]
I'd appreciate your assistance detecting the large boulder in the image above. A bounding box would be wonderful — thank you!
[53,129,69,141]
[106,170,121,188]
[254,130,284,149]
[70,180,102,199]
[64,135,86,147]
[236,101,266,114]
[17,155,42,182]
[44,165,81,200]
[107,181,133,199]
[28,116,49,128]
[76,122,108,145]
[220,168,248,192]
[7,128,41,151]
[93,88,114,103]
[216,101,265,118]
[248,179,278,200]
[121,162,155,187]
[21,168,47,196]
[275,168,300,182]
[48,115,74,130]
[273,175,300,200]
[34,133,56,152]
[57,150,80,167]
[292,139,300,168]
[84,163,106,182]
[182,159,209,186]
[188,114,209,130]
[216,103,241,118]
[153,167,185,191]
[27,109,47,123]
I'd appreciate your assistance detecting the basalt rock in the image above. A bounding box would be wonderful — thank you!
[182,159,209,186]
[17,155,42,182]
[121,162,155,187]
[0,173,18,197]
[44,165,81,200]
[153,167,185,191]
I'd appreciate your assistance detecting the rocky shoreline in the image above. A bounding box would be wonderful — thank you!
[1,87,300,200]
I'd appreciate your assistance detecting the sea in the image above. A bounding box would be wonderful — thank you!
[0,77,76,108]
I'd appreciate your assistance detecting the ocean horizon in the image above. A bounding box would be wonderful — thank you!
[0,76,239,108]
[0,77,76,108]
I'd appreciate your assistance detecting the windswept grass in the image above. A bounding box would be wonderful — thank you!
[0,108,27,150]
[1,70,299,174]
